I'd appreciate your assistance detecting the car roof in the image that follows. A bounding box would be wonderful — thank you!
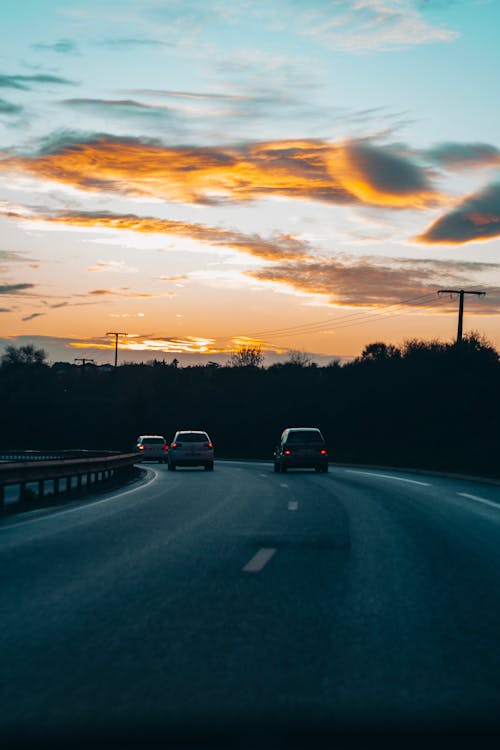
[137,434,165,439]
[175,430,208,434]
[284,427,322,432]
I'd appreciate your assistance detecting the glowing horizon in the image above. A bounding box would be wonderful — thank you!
[1,1,499,366]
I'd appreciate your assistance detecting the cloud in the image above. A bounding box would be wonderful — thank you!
[0,282,35,294]
[96,38,173,49]
[22,312,45,321]
[0,74,77,91]
[0,99,23,115]
[32,38,79,54]
[5,206,313,262]
[0,135,438,209]
[426,142,500,171]
[417,182,500,244]
[0,307,11,312]
[304,0,459,51]
[87,288,158,298]
[60,98,176,117]
[87,260,138,273]
[246,254,500,310]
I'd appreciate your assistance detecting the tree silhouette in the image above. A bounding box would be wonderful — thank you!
[228,346,264,367]
[1,344,47,368]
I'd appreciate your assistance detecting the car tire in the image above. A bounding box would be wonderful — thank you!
[205,462,214,471]
[315,466,322,473]
[281,465,287,473]
[274,462,280,473]
[168,463,176,471]
[323,465,329,473]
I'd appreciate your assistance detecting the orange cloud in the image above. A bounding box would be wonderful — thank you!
[416,182,500,245]
[0,135,438,209]
[9,208,312,262]
[68,334,284,355]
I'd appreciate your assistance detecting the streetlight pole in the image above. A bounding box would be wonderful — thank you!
[106,332,128,367]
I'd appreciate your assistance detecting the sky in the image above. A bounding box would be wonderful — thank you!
[1,0,499,365]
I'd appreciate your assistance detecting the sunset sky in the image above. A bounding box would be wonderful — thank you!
[1,0,499,365]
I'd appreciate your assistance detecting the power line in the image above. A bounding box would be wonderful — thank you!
[241,292,439,341]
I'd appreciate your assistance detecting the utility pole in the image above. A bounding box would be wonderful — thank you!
[74,357,95,370]
[437,290,485,343]
[106,332,128,367]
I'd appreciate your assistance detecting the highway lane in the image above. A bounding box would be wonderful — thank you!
[1,461,500,743]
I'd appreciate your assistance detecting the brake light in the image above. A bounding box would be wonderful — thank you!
[205,442,213,449]
[320,449,327,455]
[138,445,145,450]
[284,449,291,455]
[171,442,177,449]
[163,445,169,451]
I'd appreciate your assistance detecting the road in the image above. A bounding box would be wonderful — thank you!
[2,461,500,747]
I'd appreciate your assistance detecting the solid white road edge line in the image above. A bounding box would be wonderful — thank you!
[243,548,276,573]
[0,468,159,530]
[345,469,431,486]
[457,492,500,510]
[280,483,289,488]
[288,500,298,511]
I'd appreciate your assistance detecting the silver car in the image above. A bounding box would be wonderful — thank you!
[168,431,214,471]
[135,435,169,463]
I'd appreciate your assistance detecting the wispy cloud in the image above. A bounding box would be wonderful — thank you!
[96,38,173,49]
[0,99,23,115]
[0,74,77,90]
[426,142,500,171]
[246,254,500,310]
[417,182,500,245]
[87,288,159,298]
[21,312,45,321]
[2,207,313,262]
[60,98,176,118]
[87,260,138,273]
[0,135,439,209]
[304,0,459,52]
[32,38,79,55]
[0,282,35,294]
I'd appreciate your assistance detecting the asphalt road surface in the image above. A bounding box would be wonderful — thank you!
[2,461,500,747]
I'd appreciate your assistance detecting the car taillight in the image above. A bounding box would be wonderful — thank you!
[284,449,291,455]
[138,445,145,450]
[171,443,177,448]
[320,449,327,455]
[205,442,213,449]
[163,445,169,451]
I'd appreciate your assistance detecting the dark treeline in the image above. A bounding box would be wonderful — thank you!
[1,335,499,477]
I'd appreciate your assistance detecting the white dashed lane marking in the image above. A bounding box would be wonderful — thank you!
[280,483,289,488]
[242,548,276,573]
[288,500,298,511]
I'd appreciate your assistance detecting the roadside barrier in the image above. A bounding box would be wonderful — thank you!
[0,452,141,510]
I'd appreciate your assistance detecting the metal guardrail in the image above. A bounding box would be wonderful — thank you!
[0,449,120,462]
[0,453,141,509]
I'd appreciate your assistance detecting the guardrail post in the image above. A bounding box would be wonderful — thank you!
[38,479,44,499]
[54,478,60,495]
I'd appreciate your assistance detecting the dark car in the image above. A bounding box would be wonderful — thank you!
[274,427,328,473]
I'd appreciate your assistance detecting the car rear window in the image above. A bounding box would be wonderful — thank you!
[176,433,209,443]
[286,430,324,444]
[141,437,165,445]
